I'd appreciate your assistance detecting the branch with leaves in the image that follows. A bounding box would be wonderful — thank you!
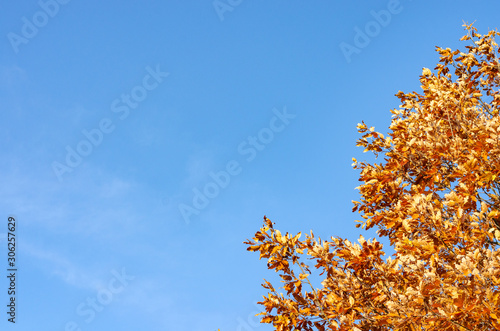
[242,23,500,331]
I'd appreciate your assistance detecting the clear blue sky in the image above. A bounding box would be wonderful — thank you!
[0,1,498,330]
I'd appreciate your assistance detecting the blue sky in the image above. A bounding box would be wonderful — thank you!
[0,1,499,330]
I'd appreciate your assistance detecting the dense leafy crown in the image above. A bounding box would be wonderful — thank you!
[243,24,500,331]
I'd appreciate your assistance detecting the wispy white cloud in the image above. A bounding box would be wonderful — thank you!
[22,240,104,291]
[97,177,132,199]
[0,65,27,89]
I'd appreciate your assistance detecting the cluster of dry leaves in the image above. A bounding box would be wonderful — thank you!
[242,23,500,330]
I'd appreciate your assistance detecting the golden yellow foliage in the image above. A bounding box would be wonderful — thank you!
[244,23,500,331]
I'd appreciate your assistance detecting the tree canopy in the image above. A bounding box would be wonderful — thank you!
[244,23,500,331]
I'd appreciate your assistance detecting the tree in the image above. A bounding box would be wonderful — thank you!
[244,23,500,330]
